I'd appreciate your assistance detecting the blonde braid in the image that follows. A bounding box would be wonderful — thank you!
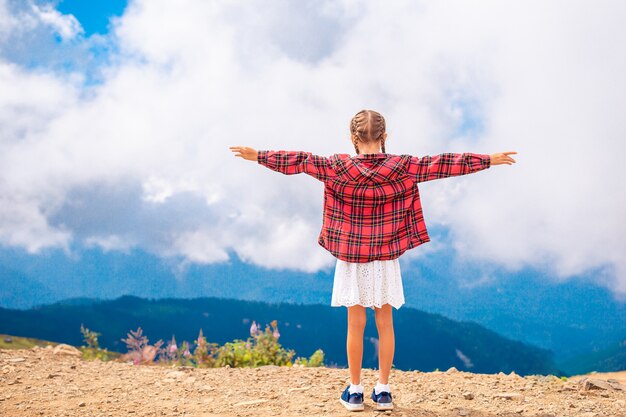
[349,109,386,154]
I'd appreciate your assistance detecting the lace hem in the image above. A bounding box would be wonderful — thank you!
[331,258,405,310]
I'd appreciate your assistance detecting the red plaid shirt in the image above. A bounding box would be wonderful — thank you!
[257,150,491,263]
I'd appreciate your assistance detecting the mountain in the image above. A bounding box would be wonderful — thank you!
[1,243,625,364]
[556,337,626,375]
[0,295,561,376]
[0,264,59,308]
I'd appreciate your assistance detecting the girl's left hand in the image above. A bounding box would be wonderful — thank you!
[489,151,517,165]
[230,146,258,161]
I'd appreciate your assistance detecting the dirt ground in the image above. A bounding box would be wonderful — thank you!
[1,345,625,417]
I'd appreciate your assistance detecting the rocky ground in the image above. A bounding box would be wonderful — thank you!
[1,345,625,417]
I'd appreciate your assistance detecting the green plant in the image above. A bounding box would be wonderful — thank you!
[294,348,325,367]
[80,324,101,349]
[116,319,324,369]
[193,328,220,368]
[214,319,295,367]
[79,324,119,361]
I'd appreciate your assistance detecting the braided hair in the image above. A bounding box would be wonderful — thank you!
[350,109,386,155]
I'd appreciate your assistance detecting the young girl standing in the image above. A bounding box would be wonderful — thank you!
[230,109,516,412]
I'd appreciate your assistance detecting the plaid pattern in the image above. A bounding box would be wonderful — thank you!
[257,150,491,263]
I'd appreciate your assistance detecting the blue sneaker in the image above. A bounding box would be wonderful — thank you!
[339,385,364,411]
[371,387,394,410]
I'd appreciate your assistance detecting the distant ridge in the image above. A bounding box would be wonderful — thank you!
[1,294,562,376]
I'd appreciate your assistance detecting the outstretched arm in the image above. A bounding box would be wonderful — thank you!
[489,151,517,165]
[230,146,258,161]
[229,146,330,182]
[408,151,516,183]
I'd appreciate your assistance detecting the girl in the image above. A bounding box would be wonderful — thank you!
[230,109,516,412]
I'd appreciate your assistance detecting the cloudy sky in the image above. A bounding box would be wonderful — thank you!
[1,0,625,297]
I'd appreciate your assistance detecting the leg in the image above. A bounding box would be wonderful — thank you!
[374,303,394,384]
[346,304,366,385]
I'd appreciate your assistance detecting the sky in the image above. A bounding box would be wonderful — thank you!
[0,0,625,299]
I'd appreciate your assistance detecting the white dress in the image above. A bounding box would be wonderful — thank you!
[331,258,405,310]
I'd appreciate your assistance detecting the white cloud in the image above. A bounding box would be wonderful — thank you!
[31,3,83,41]
[0,0,83,41]
[455,348,474,369]
[84,234,136,254]
[0,193,72,254]
[0,0,625,296]
[168,228,230,265]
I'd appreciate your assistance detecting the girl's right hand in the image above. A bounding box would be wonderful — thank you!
[489,151,517,165]
[230,146,259,161]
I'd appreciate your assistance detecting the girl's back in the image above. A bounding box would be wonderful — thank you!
[230,109,516,411]
[255,148,491,263]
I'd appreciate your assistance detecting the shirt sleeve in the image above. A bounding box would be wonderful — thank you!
[408,152,491,183]
[257,150,330,182]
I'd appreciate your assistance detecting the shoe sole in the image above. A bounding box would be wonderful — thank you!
[339,398,364,411]
[375,401,394,410]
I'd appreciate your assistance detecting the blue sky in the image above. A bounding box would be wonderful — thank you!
[56,0,128,36]
[0,0,625,305]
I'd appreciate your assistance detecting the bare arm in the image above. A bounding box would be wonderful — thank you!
[230,146,330,182]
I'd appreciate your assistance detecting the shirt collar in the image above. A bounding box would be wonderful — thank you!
[354,153,388,159]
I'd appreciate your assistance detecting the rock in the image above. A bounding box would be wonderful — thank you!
[493,392,525,401]
[579,378,614,391]
[78,402,86,407]
[52,344,82,357]
[606,380,626,391]
[6,357,25,363]
[233,399,269,407]
[538,375,560,383]
[560,382,578,391]
[445,366,458,373]
[165,370,186,379]
[287,387,310,392]
[462,391,474,400]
